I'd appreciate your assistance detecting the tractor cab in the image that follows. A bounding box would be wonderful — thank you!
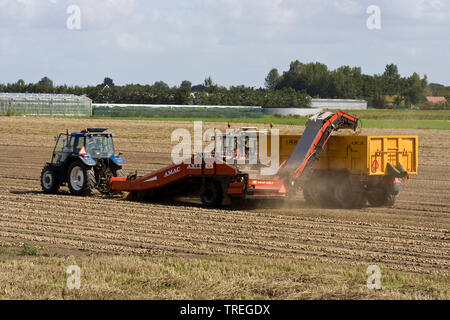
[52,128,119,164]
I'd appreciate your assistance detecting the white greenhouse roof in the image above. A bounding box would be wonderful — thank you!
[0,93,91,101]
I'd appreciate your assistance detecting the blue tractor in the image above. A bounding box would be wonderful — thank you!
[40,128,126,196]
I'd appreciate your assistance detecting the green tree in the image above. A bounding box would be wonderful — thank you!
[204,76,214,88]
[404,73,425,106]
[37,77,54,88]
[180,80,192,89]
[265,68,280,90]
[153,81,169,90]
[382,64,401,96]
[101,77,115,88]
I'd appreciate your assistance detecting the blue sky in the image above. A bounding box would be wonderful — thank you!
[0,0,449,87]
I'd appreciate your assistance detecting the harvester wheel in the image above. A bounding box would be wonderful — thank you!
[68,161,96,196]
[40,165,60,194]
[201,180,223,207]
[302,184,320,205]
[105,167,126,196]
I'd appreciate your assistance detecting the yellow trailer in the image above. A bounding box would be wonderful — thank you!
[271,134,419,176]
[221,129,418,208]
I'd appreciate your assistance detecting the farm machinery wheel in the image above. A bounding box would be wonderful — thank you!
[367,185,401,208]
[40,165,60,194]
[201,180,223,208]
[333,179,366,209]
[302,175,338,208]
[98,166,126,195]
[68,161,96,196]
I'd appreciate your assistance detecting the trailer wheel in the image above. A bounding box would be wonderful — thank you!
[68,161,96,196]
[40,165,60,194]
[201,181,223,208]
[367,185,401,207]
[334,180,366,209]
[303,180,337,207]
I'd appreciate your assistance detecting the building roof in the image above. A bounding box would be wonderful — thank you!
[426,96,447,104]
[0,92,91,101]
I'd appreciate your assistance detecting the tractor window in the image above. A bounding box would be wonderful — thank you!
[74,136,85,154]
[52,134,69,163]
[86,135,114,158]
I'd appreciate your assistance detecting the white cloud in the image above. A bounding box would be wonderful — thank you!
[202,0,297,25]
[75,0,138,28]
[386,0,450,21]
[0,0,139,28]
[0,0,449,87]
[116,32,165,53]
[332,0,364,15]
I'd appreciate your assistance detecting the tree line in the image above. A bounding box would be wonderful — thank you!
[0,76,310,108]
[265,61,448,108]
[1,61,449,109]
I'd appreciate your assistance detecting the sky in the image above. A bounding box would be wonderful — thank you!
[0,0,449,88]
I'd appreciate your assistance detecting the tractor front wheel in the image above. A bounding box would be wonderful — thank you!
[68,161,96,196]
[40,165,60,194]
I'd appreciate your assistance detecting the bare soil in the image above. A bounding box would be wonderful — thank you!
[0,117,448,278]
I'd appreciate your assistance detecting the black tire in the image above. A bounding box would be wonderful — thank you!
[367,185,400,208]
[384,192,399,207]
[201,180,223,207]
[67,161,96,196]
[108,167,126,196]
[302,179,338,208]
[367,187,387,207]
[40,165,60,194]
[334,180,366,209]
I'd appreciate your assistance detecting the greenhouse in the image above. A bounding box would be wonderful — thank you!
[0,93,92,116]
[92,104,263,118]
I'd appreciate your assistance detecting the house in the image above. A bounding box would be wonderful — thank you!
[426,96,447,104]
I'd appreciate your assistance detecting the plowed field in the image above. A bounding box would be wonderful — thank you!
[0,117,448,276]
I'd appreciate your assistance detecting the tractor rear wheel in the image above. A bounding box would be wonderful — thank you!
[201,180,223,207]
[40,165,60,194]
[68,161,96,196]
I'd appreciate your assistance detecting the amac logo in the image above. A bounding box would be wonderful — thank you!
[164,167,181,178]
